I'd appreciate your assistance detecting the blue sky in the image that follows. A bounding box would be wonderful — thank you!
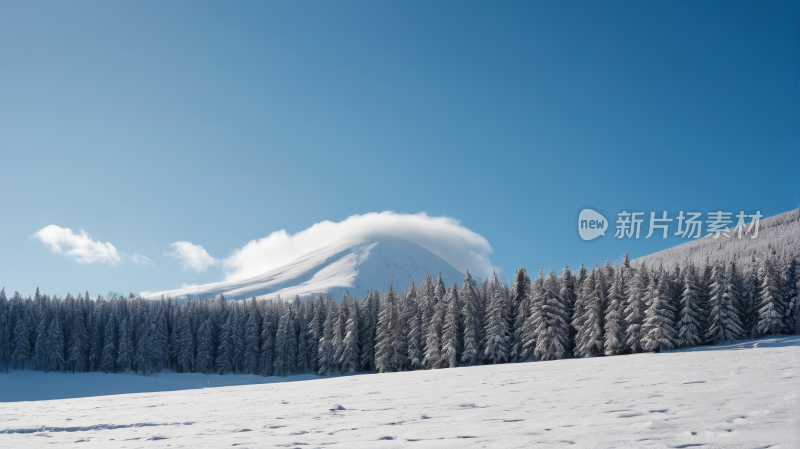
[1,1,797,298]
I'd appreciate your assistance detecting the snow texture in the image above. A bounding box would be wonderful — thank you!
[636,208,800,271]
[143,238,464,301]
[1,335,797,448]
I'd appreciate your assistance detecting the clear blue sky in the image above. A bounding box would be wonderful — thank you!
[1,1,797,297]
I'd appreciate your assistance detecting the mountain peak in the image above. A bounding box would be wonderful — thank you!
[143,237,464,301]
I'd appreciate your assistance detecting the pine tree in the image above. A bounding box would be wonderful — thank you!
[273,310,296,378]
[706,260,744,344]
[404,281,424,370]
[0,288,9,373]
[67,311,88,373]
[176,314,194,373]
[117,317,134,372]
[375,285,404,373]
[339,302,360,373]
[460,271,482,366]
[509,267,530,362]
[318,298,336,375]
[484,273,510,364]
[215,312,234,374]
[243,309,260,374]
[47,315,66,372]
[783,257,798,334]
[757,254,786,335]
[534,270,570,361]
[677,266,704,348]
[33,316,48,371]
[604,268,625,356]
[641,270,677,352]
[12,318,31,370]
[423,285,444,370]
[258,313,275,377]
[573,270,603,358]
[100,316,117,373]
[440,283,462,368]
[624,264,649,353]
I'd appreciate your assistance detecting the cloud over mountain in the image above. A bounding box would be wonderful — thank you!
[220,211,495,281]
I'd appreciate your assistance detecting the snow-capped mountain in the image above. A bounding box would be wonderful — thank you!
[143,238,464,301]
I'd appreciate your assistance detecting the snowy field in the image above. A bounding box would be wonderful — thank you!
[0,336,797,448]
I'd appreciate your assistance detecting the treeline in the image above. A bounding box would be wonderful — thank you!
[0,251,796,377]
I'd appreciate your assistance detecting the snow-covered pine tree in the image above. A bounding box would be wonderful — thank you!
[215,312,234,374]
[0,289,8,373]
[757,253,786,335]
[417,275,434,362]
[375,284,404,373]
[519,268,544,362]
[232,306,246,373]
[100,315,118,373]
[242,306,259,374]
[273,310,296,378]
[12,318,31,370]
[677,265,704,348]
[176,313,194,373]
[624,263,649,353]
[339,301,360,373]
[440,283,461,368]
[706,260,744,344]
[641,269,677,352]
[423,286,444,370]
[483,272,510,364]
[534,270,570,361]
[67,309,88,373]
[404,281,424,370]
[318,298,336,375]
[331,293,348,373]
[47,315,65,372]
[573,269,604,358]
[33,316,48,371]
[258,313,274,377]
[460,271,482,366]
[116,317,133,373]
[358,291,378,371]
[509,267,531,362]
[783,257,798,334]
[604,268,625,356]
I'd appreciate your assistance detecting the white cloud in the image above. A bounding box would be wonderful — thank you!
[166,241,217,272]
[222,211,496,281]
[34,225,121,265]
[131,253,154,266]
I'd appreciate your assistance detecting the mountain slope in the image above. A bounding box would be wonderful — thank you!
[635,207,800,270]
[143,238,464,301]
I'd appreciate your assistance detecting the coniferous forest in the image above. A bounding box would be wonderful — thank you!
[0,251,796,378]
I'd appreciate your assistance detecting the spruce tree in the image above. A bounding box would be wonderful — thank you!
[12,318,31,370]
[404,281,424,370]
[641,270,677,352]
[484,273,510,364]
[67,311,88,373]
[573,270,603,358]
[534,270,570,361]
[604,268,625,356]
[117,317,134,373]
[624,264,649,353]
[339,303,360,373]
[100,316,118,373]
[757,254,786,336]
[677,266,704,348]
[47,315,65,372]
[440,283,461,368]
[706,260,744,344]
[460,271,482,366]
[243,309,260,374]
[509,267,530,362]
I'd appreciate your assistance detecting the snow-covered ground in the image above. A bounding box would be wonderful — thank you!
[1,336,797,448]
